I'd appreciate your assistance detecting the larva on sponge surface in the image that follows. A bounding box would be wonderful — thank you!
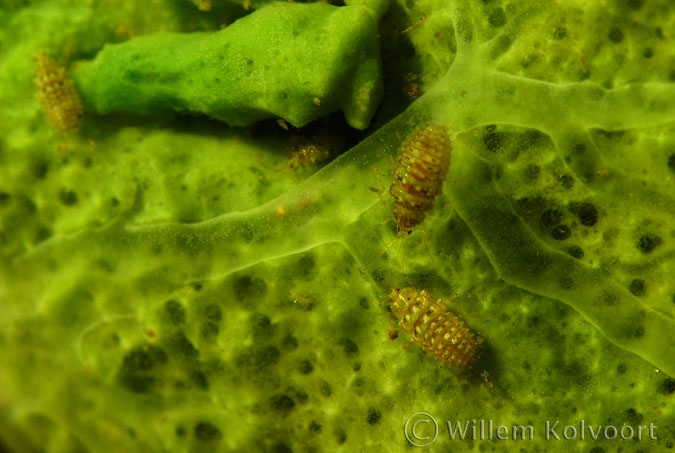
[389,124,452,235]
[389,287,482,369]
[34,52,84,133]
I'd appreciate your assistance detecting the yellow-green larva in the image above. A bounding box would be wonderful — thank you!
[389,124,452,235]
[34,52,84,133]
[389,287,482,368]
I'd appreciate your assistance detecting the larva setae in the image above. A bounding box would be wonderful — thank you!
[34,52,84,133]
[389,124,451,235]
[389,287,482,368]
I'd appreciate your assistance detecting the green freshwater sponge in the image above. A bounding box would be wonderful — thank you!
[72,1,384,128]
[4,0,675,451]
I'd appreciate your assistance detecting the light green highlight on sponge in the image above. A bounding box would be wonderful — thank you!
[72,2,384,129]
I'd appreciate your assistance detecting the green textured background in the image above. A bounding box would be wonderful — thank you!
[1,0,675,452]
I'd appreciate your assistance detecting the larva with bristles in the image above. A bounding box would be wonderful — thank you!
[34,52,84,133]
[389,287,482,369]
[389,124,451,235]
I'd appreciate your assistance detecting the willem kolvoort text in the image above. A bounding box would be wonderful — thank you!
[446,420,658,441]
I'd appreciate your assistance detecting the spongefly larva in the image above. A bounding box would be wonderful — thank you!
[34,52,84,133]
[389,124,451,235]
[389,287,482,368]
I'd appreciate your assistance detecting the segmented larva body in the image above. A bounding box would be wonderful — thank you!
[389,124,451,234]
[389,287,482,368]
[34,52,84,133]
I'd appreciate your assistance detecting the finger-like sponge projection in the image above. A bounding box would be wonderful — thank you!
[71,2,384,129]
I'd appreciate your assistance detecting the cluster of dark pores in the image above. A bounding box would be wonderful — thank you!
[117,293,221,442]
[55,135,670,451]
[115,273,377,449]
[482,127,674,303]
